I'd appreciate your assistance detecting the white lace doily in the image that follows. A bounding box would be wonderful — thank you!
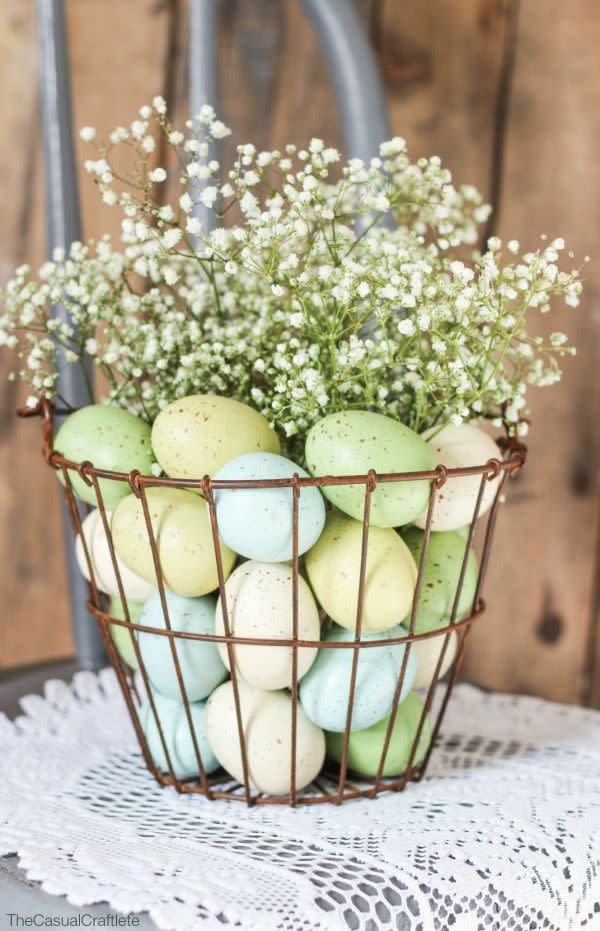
[1,670,599,931]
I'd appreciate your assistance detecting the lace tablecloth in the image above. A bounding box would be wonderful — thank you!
[0,669,599,931]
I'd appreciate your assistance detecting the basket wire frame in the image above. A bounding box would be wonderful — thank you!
[21,398,525,806]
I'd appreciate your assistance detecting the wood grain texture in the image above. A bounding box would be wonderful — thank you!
[1,0,599,706]
[467,0,600,704]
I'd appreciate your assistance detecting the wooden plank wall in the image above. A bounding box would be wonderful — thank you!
[0,0,598,706]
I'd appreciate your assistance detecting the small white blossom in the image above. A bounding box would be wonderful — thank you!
[79,126,96,142]
[149,167,167,183]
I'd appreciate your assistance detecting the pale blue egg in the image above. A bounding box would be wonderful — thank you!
[140,691,219,779]
[213,452,326,562]
[137,592,227,701]
[299,622,416,732]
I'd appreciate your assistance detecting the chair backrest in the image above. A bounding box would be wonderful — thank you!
[37,0,391,668]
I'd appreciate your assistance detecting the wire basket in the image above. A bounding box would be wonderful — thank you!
[21,398,526,806]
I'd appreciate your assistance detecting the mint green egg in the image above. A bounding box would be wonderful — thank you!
[400,528,479,633]
[326,691,432,777]
[54,404,153,506]
[140,690,219,779]
[108,597,143,670]
[305,411,436,528]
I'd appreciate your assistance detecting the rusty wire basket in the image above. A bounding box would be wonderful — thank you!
[21,399,526,806]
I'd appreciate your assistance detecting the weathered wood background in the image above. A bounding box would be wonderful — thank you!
[1,0,599,706]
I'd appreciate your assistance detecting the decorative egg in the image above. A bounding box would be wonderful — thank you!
[400,528,478,633]
[213,452,325,562]
[412,632,458,690]
[326,692,432,777]
[305,511,417,632]
[75,508,156,601]
[214,561,320,690]
[151,394,280,480]
[415,423,502,531]
[108,596,143,669]
[112,487,235,596]
[140,690,218,779]
[53,404,153,506]
[137,591,228,701]
[305,410,436,527]
[299,622,417,732]
[205,680,325,794]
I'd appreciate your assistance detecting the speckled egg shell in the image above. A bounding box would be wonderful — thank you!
[54,404,153,506]
[305,410,436,527]
[400,528,478,633]
[305,511,417,633]
[137,591,228,701]
[205,680,325,794]
[299,622,416,732]
[112,487,235,596]
[213,452,325,562]
[415,423,502,531]
[151,394,280,480]
[75,508,156,601]
[140,691,219,779]
[412,632,458,690]
[326,691,432,777]
[108,597,143,669]
[214,561,320,690]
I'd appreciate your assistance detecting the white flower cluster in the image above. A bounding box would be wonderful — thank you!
[1,102,584,450]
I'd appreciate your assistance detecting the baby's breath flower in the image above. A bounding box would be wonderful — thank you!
[0,104,581,446]
[149,167,167,183]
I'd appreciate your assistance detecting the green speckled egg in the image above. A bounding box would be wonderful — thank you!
[108,597,143,669]
[54,404,153,506]
[305,410,436,527]
[151,394,280,479]
[305,511,417,632]
[326,691,432,777]
[112,487,235,596]
[400,528,478,633]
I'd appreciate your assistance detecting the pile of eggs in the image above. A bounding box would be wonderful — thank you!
[56,394,501,794]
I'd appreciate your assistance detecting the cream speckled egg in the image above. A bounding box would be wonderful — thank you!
[412,632,458,690]
[305,410,436,527]
[305,511,417,632]
[415,423,502,531]
[205,680,325,794]
[299,622,417,732]
[215,561,320,690]
[151,394,280,480]
[54,404,153,506]
[75,508,156,601]
[140,690,219,779]
[112,487,235,596]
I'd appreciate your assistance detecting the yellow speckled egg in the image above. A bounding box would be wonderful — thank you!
[111,487,235,596]
[205,680,325,794]
[75,508,156,601]
[305,511,417,632]
[215,561,320,690]
[151,394,280,479]
[415,423,502,531]
[305,410,436,527]
[54,404,153,506]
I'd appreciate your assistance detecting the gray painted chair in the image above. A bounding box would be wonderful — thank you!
[37,0,391,669]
